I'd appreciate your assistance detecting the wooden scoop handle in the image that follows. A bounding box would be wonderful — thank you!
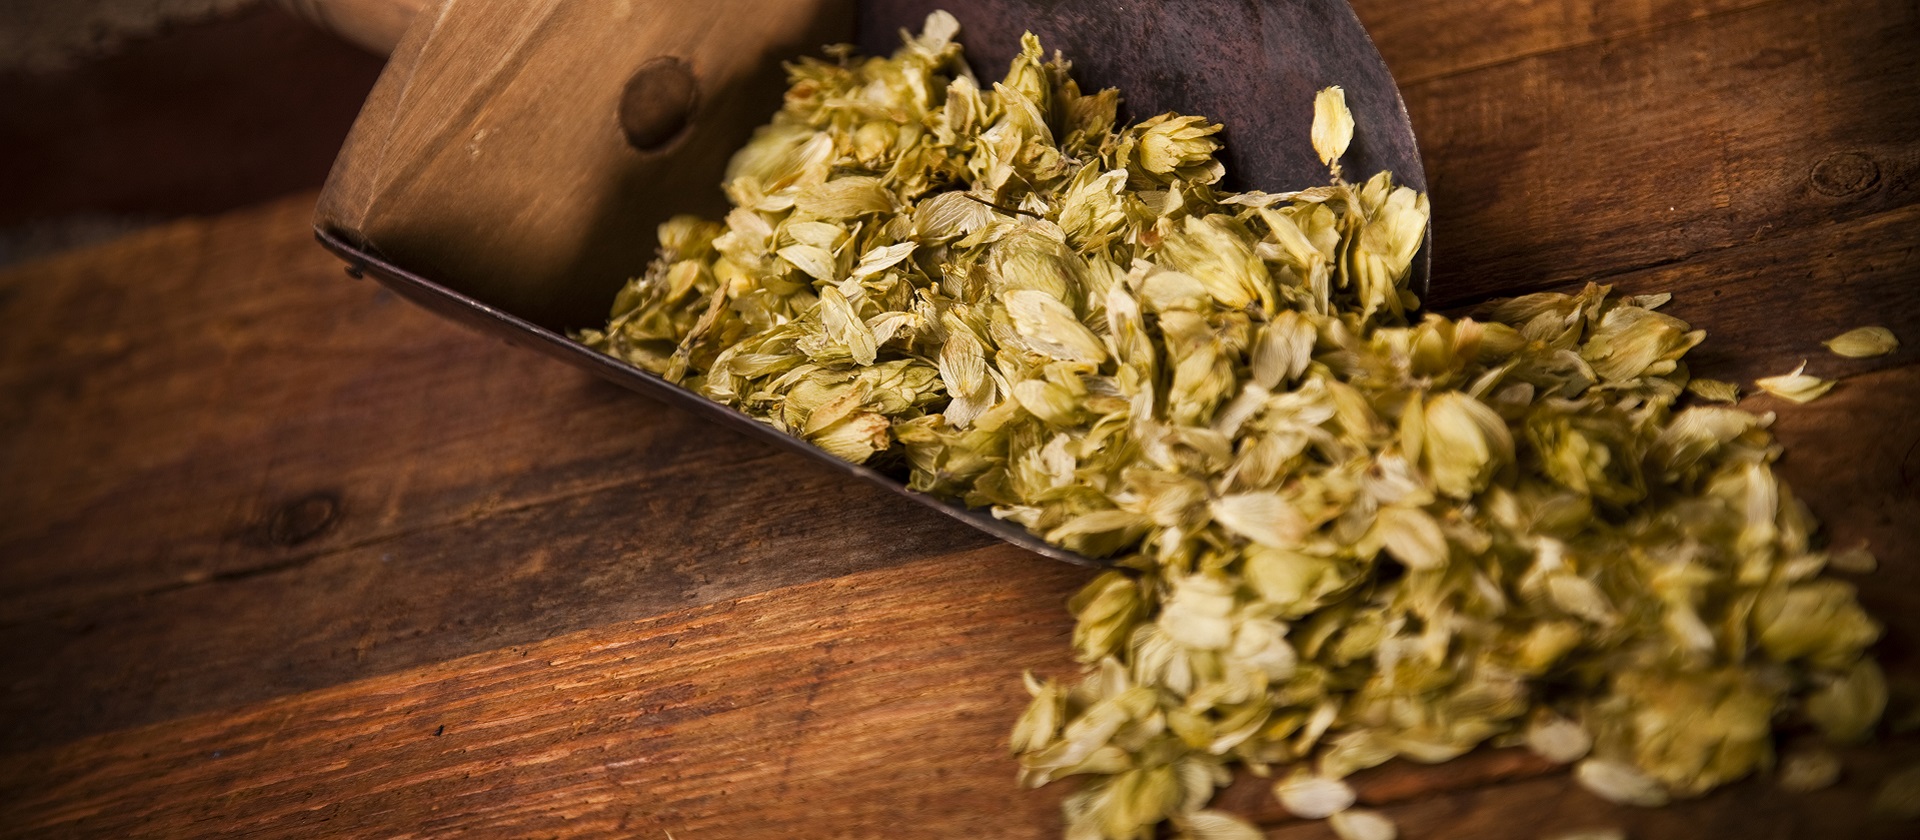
[306,0,857,330]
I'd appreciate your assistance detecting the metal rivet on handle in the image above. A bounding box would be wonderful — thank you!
[619,57,699,152]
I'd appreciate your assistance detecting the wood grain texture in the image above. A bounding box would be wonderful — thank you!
[1388,0,1920,310]
[1350,0,1776,85]
[0,4,384,229]
[0,193,993,750]
[2,0,1919,836]
[0,550,1091,838]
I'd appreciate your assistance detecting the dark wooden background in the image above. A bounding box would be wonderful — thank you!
[3,1,1919,836]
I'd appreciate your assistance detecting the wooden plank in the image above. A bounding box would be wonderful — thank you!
[0,5,383,229]
[1350,0,1775,85]
[0,194,995,750]
[0,437,997,753]
[1392,0,1920,309]
[0,548,1091,839]
[0,193,991,624]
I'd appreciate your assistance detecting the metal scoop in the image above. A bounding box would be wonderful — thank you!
[290,0,1426,565]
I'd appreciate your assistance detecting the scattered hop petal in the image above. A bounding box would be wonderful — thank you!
[1373,506,1449,571]
[1005,290,1109,364]
[914,191,1000,240]
[1525,714,1593,764]
[806,411,891,463]
[1754,360,1836,404]
[1776,746,1842,793]
[1159,574,1238,650]
[1231,617,1300,680]
[1829,545,1878,574]
[1685,377,1740,403]
[816,286,878,365]
[1135,114,1225,180]
[1547,574,1616,626]
[1010,674,1064,755]
[793,175,893,219]
[918,8,960,46]
[1312,86,1355,167]
[1823,325,1898,358]
[1275,771,1356,819]
[850,241,917,279]
[1068,571,1144,662]
[1329,809,1397,840]
[1575,759,1671,807]
[1211,492,1310,548]
[1805,660,1887,743]
[778,243,838,282]
[1179,810,1263,840]
[1421,392,1513,498]
[1753,580,1881,670]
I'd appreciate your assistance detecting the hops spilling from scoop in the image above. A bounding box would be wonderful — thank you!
[584,12,1884,839]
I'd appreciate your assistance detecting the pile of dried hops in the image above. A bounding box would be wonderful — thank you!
[584,13,1887,839]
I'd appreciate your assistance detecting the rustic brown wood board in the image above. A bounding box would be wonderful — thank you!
[3,0,1918,836]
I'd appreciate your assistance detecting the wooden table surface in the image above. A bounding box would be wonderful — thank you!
[4,0,1919,836]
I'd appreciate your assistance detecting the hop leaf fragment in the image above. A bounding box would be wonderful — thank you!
[1211,492,1310,548]
[1823,325,1898,358]
[1775,746,1842,793]
[1754,361,1836,404]
[1178,811,1264,840]
[1525,714,1593,764]
[1329,809,1397,840]
[1274,772,1356,819]
[1312,86,1355,169]
[1685,377,1740,403]
[1575,758,1671,808]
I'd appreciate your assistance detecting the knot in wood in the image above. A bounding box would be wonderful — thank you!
[1809,151,1879,198]
[619,57,699,152]
[270,492,342,547]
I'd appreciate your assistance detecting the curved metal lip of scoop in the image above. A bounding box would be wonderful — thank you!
[313,0,1425,568]
[315,228,1098,566]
